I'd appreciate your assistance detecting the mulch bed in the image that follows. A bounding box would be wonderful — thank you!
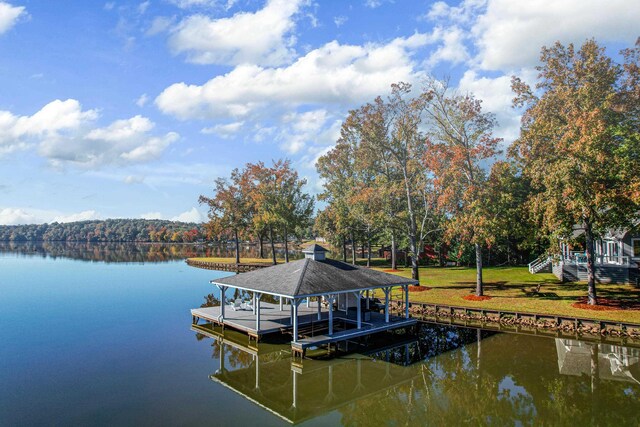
[572,297,626,311]
[462,295,492,301]
[383,269,401,272]
[408,285,431,292]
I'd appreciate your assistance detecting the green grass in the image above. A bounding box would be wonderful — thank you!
[371,266,640,324]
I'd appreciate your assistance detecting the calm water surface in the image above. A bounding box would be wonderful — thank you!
[1,244,639,426]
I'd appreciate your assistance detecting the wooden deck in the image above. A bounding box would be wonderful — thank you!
[186,259,274,272]
[191,301,417,353]
[192,301,326,336]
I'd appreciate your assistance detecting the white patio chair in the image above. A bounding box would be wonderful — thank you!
[231,298,243,311]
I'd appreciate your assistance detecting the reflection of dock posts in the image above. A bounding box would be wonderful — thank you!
[323,364,334,403]
[383,287,391,323]
[254,354,260,391]
[217,341,226,374]
[292,369,298,409]
[477,329,482,370]
[405,343,410,366]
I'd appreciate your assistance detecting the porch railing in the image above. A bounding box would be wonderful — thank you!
[565,252,630,266]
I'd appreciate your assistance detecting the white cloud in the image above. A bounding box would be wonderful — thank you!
[140,211,163,219]
[168,0,303,66]
[0,207,103,225]
[171,207,205,223]
[53,210,102,223]
[169,0,218,8]
[457,70,522,144]
[278,109,336,154]
[201,121,244,137]
[124,175,145,184]
[138,1,150,14]
[0,208,38,225]
[0,1,26,34]
[0,100,178,167]
[156,34,429,121]
[146,16,175,36]
[333,15,347,27]
[427,26,469,66]
[136,93,149,107]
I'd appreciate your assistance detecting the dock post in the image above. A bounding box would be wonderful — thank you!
[292,298,301,343]
[366,290,370,309]
[279,296,283,311]
[216,285,227,321]
[255,293,262,334]
[317,296,322,320]
[383,287,391,323]
[328,295,335,335]
[355,291,362,329]
[404,285,409,319]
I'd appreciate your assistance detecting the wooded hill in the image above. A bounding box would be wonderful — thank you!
[0,219,204,242]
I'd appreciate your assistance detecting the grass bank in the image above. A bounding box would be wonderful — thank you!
[186,255,640,324]
[371,266,640,324]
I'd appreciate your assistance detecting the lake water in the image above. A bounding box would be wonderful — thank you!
[1,243,639,426]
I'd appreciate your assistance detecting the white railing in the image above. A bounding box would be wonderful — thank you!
[528,256,552,274]
[569,253,630,266]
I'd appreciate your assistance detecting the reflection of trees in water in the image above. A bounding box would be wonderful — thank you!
[339,324,640,425]
[0,241,305,263]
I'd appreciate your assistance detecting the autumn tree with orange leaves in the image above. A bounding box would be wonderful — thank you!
[510,38,640,305]
[199,169,249,264]
[423,78,502,297]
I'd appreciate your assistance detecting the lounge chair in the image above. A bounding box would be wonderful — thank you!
[231,299,243,311]
[244,300,254,311]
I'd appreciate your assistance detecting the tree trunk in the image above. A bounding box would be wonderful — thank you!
[350,231,356,265]
[366,230,371,268]
[475,242,483,296]
[391,232,397,270]
[283,224,289,263]
[269,225,276,265]
[234,229,240,264]
[342,235,347,262]
[585,223,597,305]
[361,241,365,259]
[258,232,264,259]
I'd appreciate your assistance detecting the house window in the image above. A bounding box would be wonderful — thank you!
[633,239,640,259]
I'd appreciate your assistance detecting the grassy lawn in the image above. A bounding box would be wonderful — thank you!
[186,254,640,324]
[371,265,640,324]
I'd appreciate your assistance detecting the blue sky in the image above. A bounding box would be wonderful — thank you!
[0,0,638,224]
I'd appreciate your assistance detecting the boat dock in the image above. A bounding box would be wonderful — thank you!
[190,244,419,358]
[192,300,417,354]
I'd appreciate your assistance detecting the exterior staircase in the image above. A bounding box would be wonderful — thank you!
[528,256,552,274]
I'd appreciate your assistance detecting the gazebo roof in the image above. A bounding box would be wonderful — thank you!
[212,258,417,298]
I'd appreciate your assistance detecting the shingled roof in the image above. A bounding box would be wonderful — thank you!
[211,258,418,298]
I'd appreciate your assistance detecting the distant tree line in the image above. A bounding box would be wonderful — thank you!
[0,219,204,243]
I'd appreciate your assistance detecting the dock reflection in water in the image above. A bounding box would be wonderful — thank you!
[194,322,640,425]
